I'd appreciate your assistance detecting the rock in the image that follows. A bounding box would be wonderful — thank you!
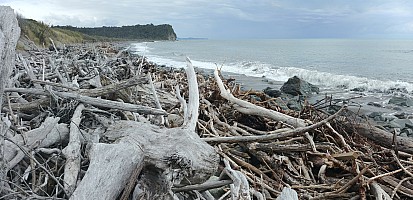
[388,96,413,107]
[287,101,302,111]
[400,131,408,137]
[280,76,319,96]
[395,112,409,119]
[263,87,282,98]
[351,87,366,92]
[368,112,383,119]
[403,128,413,136]
[367,102,383,108]
[384,121,403,129]
[388,119,413,129]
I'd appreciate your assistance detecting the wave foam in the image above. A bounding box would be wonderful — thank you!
[131,43,413,94]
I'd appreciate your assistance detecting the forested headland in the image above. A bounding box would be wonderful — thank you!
[54,24,177,41]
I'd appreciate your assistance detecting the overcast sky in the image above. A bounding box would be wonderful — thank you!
[2,0,413,39]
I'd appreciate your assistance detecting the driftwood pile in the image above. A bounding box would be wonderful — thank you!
[2,8,413,200]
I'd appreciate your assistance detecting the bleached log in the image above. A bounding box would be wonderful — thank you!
[182,58,199,131]
[350,123,413,154]
[370,181,392,200]
[213,69,307,128]
[71,58,218,199]
[276,187,298,200]
[0,6,20,192]
[63,103,85,196]
[4,88,167,115]
[0,6,21,110]
[4,117,69,170]
[70,141,145,200]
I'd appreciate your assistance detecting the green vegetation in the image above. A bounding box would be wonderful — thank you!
[17,18,89,47]
[54,24,177,41]
[16,16,176,49]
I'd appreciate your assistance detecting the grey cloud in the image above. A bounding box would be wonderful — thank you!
[3,0,413,38]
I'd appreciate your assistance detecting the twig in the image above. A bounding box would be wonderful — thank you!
[172,179,233,192]
[391,177,413,199]
[203,105,346,143]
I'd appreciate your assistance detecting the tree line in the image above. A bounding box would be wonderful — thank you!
[54,24,177,41]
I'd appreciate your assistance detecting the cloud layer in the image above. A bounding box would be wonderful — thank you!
[3,0,413,39]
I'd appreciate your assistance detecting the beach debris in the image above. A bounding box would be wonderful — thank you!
[2,9,413,199]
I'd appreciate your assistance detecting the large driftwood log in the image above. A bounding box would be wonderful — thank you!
[63,104,85,195]
[349,123,413,154]
[70,60,218,199]
[4,117,69,170]
[0,6,21,193]
[214,69,307,128]
[0,6,20,110]
[4,88,167,115]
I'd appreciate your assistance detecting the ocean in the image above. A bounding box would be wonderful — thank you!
[129,39,413,113]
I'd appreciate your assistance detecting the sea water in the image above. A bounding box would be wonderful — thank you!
[130,39,413,113]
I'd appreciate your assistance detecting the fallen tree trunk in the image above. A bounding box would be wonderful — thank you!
[349,123,413,154]
[0,6,21,194]
[70,59,218,199]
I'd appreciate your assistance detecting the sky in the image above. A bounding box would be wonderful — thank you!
[2,0,413,39]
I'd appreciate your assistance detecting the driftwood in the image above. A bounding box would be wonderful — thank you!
[2,8,413,199]
[349,123,413,154]
[0,6,21,195]
[70,60,218,199]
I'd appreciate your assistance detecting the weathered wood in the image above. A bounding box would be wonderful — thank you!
[63,104,85,196]
[203,106,345,143]
[4,88,167,115]
[0,6,20,110]
[4,117,68,170]
[70,59,218,199]
[70,141,145,200]
[350,123,413,154]
[0,7,21,193]
[214,69,307,128]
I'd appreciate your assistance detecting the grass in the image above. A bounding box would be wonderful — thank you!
[17,18,118,48]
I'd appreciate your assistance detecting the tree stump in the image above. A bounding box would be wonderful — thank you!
[70,60,218,199]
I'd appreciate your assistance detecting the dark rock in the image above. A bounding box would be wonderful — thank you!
[388,96,413,107]
[395,112,409,119]
[387,87,408,94]
[263,87,282,98]
[389,119,413,129]
[351,87,366,92]
[287,101,302,111]
[403,128,413,136]
[392,107,403,111]
[49,45,61,52]
[367,102,383,108]
[400,131,408,137]
[280,76,319,96]
[368,112,383,119]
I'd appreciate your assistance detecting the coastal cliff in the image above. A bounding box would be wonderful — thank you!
[55,24,177,41]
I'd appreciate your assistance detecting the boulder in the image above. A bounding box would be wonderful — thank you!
[368,112,383,119]
[350,87,366,92]
[280,76,319,96]
[263,87,282,98]
[388,96,413,107]
[367,102,383,108]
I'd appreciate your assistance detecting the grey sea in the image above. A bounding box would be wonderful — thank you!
[130,39,413,114]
